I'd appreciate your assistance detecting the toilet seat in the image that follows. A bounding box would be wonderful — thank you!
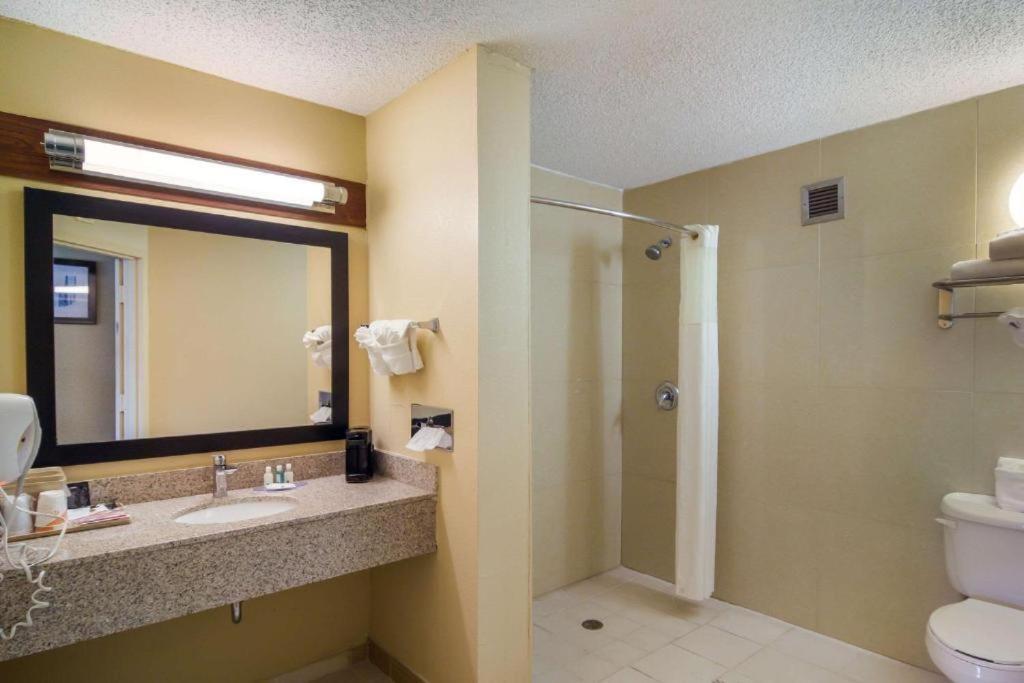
[926,600,1024,683]
[930,599,1024,666]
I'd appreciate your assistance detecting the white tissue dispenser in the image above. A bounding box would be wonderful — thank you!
[407,404,454,452]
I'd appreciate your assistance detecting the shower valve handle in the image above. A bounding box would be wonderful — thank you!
[655,381,679,411]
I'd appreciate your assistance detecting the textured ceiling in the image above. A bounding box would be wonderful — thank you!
[3,1,1024,188]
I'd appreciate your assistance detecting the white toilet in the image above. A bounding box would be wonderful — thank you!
[927,492,1024,682]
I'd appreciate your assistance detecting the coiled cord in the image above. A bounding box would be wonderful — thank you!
[0,499,66,641]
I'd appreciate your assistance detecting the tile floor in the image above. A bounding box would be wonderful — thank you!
[533,567,948,683]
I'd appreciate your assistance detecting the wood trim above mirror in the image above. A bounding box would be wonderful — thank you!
[25,188,350,466]
[0,110,366,227]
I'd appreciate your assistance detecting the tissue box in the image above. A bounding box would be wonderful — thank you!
[995,467,1024,513]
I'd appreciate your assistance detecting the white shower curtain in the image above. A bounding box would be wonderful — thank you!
[675,225,719,602]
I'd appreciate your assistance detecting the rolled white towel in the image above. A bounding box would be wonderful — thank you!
[950,257,1024,281]
[354,320,423,376]
[302,325,332,368]
[354,325,390,375]
[990,227,1024,261]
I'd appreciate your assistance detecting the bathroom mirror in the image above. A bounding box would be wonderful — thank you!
[24,189,349,466]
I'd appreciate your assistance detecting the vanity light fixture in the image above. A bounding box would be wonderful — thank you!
[42,130,347,212]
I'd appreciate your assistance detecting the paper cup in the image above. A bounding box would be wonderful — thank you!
[34,489,68,532]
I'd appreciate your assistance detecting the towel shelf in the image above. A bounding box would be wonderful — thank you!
[933,276,1024,328]
[357,318,440,333]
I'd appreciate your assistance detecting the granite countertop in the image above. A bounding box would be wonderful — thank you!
[0,451,437,661]
[1,472,432,574]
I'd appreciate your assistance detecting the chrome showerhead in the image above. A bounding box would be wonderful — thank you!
[645,238,673,260]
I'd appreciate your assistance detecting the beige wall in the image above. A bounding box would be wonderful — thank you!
[0,19,370,680]
[475,50,532,680]
[622,84,1024,669]
[0,19,370,478]
[531,167,623,595]
[365,46,532,682]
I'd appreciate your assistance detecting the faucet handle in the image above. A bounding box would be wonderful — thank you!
[212,454,226,467]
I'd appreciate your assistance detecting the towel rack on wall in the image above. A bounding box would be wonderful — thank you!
[357,318,441,333]
[932,276,1024,328]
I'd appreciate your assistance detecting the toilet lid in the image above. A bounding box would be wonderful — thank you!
[930,599,1024,666]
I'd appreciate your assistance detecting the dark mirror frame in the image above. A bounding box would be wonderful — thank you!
[24,188,349,466]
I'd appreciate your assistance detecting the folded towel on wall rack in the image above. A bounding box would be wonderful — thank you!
[354,320,424,376]
[990,228,1024,261]
[950,257,1024,281]
[302,325,332,368]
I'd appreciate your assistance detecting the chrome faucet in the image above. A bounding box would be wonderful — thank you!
[212,454,238,498]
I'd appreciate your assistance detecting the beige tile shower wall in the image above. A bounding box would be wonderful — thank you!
[531,168,623,596]
[622,84,1024,670]
[620,171,708,582]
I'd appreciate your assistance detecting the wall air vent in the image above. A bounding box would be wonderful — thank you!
[801,177,845,226]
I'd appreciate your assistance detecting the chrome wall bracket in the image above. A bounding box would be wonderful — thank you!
[933,276,1022,328]
[937,285,955,329]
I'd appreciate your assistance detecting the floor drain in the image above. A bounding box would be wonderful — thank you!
[581,619,604,630]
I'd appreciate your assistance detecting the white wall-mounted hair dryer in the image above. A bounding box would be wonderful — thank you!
[0,394,41,491]
[0,393,64,642]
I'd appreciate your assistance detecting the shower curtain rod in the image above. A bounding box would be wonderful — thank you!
[530,195,700,239]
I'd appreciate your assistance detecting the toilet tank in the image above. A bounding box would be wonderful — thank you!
[940,493,1024,608]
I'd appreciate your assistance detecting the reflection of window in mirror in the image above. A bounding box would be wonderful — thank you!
[51,215,333,445]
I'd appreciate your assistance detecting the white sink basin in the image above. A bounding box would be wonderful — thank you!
[174,498,296,525]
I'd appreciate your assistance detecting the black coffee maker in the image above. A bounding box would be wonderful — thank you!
[345,427,374,483]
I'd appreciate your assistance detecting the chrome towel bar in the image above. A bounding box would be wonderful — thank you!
[357,318,440,333]
[933,276,1024,328]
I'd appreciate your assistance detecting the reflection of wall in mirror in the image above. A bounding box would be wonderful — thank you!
[53,216,329,441]
[306,244,332,417]
[147,228,314,437]
[53,244,116,443]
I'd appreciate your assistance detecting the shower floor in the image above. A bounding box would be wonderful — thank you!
[533,567,945,683]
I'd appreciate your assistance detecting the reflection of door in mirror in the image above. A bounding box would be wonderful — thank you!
[114,256,140,440]
[53,245,117,443]
[53,216,143,445]
[51,215,332,445]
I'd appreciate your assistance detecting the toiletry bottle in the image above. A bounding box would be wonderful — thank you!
[263,466,273,486]
[275,464,284,484]
[284,463,294,484]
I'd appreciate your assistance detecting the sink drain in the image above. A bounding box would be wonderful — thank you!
[580,619,604,630]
